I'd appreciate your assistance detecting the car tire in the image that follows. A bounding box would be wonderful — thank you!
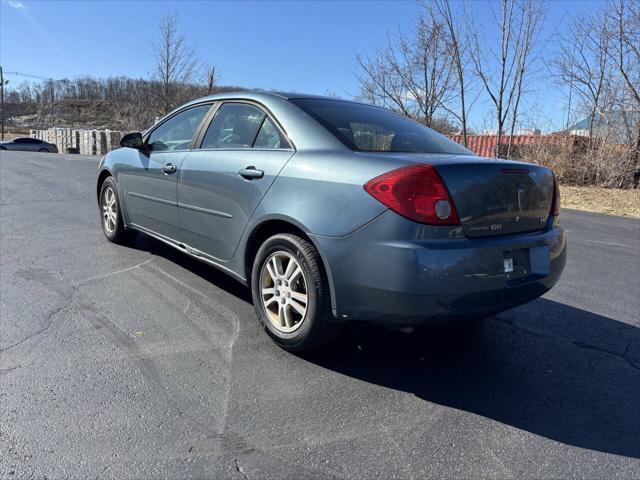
[251,233,337,352]
[99,176,137,244]
[38,148,49,152]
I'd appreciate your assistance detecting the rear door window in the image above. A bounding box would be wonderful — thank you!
[253,117,290,149]
[201,103,266,149]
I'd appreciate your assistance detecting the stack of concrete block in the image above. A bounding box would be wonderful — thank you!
[95,131,107,156]
[80,130,94,155]
[105,130,123,152]
[30,128,124,155]
[55,129,63,151]
[60,128,75,152]
[73,130,80,151]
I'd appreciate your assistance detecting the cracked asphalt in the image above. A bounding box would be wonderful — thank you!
[1,151,639,479]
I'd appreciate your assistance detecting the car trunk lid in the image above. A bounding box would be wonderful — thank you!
[433,159,554,238]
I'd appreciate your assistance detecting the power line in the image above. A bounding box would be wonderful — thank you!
[0,67,7,140]
[4,71,51,81]
[0,69,56,135]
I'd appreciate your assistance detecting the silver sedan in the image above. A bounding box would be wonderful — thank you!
[0,137,58,153]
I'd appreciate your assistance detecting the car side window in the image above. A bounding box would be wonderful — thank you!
[201,103,266,149]
[147,105,211,152]
[253,117,290,149]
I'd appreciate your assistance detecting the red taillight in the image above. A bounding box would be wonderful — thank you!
[551,177,561,216]
[364,164,460,225]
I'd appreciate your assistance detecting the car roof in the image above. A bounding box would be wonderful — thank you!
[165,90,389,152]
[181,90,372,109]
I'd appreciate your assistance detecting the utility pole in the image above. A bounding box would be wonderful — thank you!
[206,67,215,95]
[2,71,51,139]
[49,78,55,129]
[0,66,8,141]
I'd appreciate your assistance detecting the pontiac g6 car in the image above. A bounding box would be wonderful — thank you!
[96,92,566,351]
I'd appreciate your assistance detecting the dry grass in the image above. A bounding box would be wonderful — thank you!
[519,141,639,189]
[560,185,640,218]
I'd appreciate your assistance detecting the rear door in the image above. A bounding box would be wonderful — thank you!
[178,102,294,260]
[13,138,38,151]
[123,104,212,241]
[25,138,40,151]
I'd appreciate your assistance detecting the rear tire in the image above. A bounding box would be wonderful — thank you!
[38,148,49,152]
[99,176,137,244]
[251,233,337,351]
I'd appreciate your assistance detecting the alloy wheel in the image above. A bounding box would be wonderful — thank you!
[102,186,117,234]
[260,251,309,333]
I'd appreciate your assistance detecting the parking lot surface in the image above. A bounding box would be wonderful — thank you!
[1,151,639,478]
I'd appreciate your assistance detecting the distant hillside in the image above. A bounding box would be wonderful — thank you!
[5,99,126,131]
[3,76,245,133]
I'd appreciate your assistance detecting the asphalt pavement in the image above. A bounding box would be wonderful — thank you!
[1,150,639,479]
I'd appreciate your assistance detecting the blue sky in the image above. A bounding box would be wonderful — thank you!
[1,0,602,131]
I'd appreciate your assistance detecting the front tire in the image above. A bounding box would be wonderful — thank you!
[99,176,136,244]
[251,233,336,351]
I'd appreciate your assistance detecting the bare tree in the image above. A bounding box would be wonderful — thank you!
[467,0,545,156]
[153,13,199,114]
[205,66,216,95]
[505,0,545,155]
[433,0,470,146]
[556,13,610,184]
[114,81,158,132]
[605,0,640,184]
[356,5,455,128]
[556,7,611,142]
[554,0,640,187]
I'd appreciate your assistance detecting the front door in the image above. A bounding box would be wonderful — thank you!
[178,102,294,260]
[123,104,211,241]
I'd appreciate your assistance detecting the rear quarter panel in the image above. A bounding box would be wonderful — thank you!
[229,150,400,311]
[251,151,417,237]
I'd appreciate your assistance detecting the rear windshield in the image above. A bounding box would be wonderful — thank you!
[290,98,472,155]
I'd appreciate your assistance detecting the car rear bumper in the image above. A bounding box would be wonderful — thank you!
[311,211,566,324]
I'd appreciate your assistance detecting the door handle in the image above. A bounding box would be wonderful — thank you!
[162,163,177,174]
[238,166,264,179]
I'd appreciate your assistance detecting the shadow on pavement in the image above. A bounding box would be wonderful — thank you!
[127,234,252,303]
[303,300,640,459]
[127,234,640,458]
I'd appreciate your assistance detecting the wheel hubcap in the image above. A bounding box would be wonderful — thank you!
[260,251,308,333]
[102,187,117,234]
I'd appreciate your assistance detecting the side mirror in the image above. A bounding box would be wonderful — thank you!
[120,132,145,150]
